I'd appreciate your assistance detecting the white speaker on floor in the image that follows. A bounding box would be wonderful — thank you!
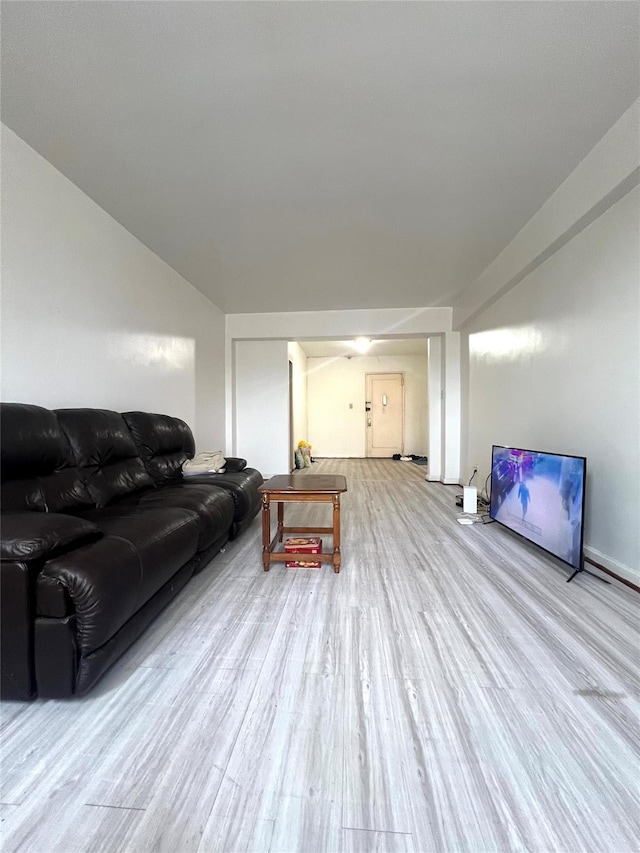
[463,486,478,514]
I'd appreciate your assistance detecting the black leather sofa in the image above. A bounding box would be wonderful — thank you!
[0,403,263,700]
[121,410,262,539]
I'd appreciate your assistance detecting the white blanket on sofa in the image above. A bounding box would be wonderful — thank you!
[182,451,226,475]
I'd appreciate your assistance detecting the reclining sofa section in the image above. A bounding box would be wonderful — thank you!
[0,403,263,700]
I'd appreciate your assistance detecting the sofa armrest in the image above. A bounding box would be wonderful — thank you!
[0,513,102,562]
[224,457,247,473]
[1,512,99,700]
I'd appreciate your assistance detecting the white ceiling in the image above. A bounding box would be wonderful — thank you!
[2,2,638,315]
[298,338,427,359]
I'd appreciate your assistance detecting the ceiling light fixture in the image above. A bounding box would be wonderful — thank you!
[352,337,373,354]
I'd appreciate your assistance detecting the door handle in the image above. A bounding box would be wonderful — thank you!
[367,417,372,427]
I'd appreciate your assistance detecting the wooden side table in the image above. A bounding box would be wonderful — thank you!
[258,475,348,573]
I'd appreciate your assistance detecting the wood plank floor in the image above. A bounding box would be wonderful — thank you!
[1,459,638,853]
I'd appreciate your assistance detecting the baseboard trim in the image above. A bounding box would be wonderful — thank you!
[583,546,639,593]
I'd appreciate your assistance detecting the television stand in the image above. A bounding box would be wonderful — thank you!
[566,558,610,585]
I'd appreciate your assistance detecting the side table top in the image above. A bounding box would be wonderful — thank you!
[259,474,347,494]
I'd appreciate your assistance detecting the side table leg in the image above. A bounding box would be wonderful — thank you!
[261,494,271,571]
[277,501,284,542]
[333,493,341,573]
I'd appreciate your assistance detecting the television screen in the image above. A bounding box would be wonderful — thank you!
[489,445,586,570]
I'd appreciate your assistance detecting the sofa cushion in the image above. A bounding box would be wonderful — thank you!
[0,403,93,513]
[40,506,199,655]
[56,409,154,507]
[133,483,235,551]
[182,468,263,522]
[1,513,101,561]
[122,411,195,485]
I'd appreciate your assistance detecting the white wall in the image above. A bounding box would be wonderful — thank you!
[465,185,640,581]
[442,332,461,484]
[307,354,428,457]
[287,342,308,458]
[227,307,452,343]
[457,101,640,583]
[234,339,289,478]
[427,337,442,481]
[1,126,226,449]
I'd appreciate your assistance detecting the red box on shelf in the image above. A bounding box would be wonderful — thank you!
[284,537,322,568]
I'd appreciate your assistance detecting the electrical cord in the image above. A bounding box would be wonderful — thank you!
[457,471,494,524]
[480,473,491,504]
[477,474,492,521]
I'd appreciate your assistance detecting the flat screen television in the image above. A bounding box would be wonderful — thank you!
[489,445,586,571]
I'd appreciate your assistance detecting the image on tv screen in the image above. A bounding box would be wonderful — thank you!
[490,446,586,570]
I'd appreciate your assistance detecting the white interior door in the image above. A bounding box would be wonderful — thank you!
[366,373,404,457]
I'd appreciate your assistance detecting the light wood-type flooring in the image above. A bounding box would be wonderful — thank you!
[1,459,638,852]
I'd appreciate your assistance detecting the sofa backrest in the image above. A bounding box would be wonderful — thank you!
[122,411,195,485]
[56,409,154,508]
[0,403,93,513]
